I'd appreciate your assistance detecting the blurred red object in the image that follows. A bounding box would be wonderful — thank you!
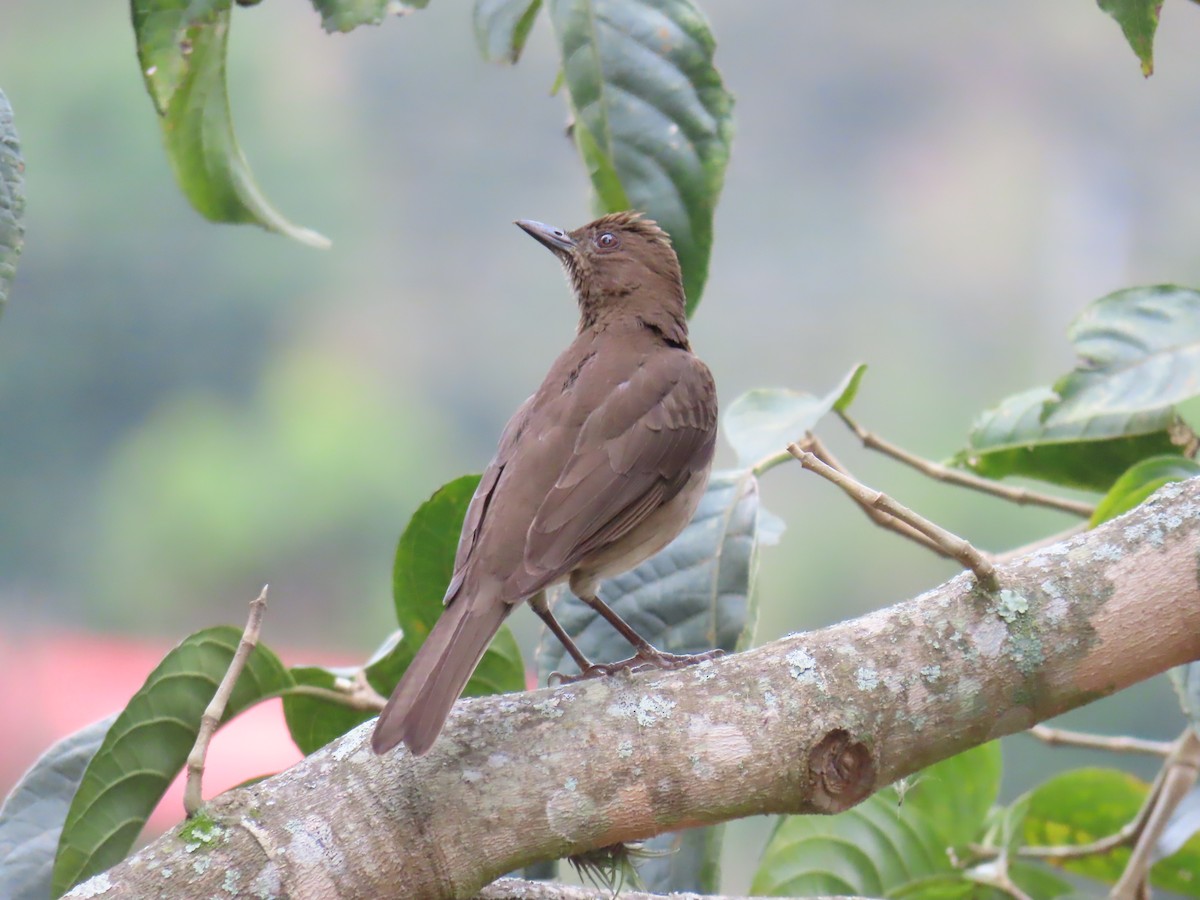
[0,625,355,834]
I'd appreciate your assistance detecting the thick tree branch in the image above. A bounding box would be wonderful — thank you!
[66,479,1200,900]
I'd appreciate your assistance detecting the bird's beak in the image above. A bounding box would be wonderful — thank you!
[515,220,576,255]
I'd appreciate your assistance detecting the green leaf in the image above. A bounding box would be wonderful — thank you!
[546,0,734,314]
[0,716,117,900]
[132,0,330,246]
[956,386,1180,492]
[1089,455,1200,526]
[392,474,482,640]
[310,0,427,33]
[1050,285,1200,422]
[51,628,292,895]
[474,0,544,63]
[722,365,866,468]
[0,89,25,315]
[1098,0,1160,77]
[1025,767,1200,895]
[752,743,1001,896]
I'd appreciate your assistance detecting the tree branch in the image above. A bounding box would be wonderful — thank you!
[65,479,1200,900]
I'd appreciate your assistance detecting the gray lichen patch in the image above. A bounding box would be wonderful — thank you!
[855,666,879,691]
[179,812,226,851]
[786,648,824,688]
[995,590,1029,624]
[607,692,676,727]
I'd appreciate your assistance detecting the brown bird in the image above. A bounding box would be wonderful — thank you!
[371,212,719,757]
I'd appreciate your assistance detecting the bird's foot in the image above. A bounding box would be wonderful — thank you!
[548,647,724,685]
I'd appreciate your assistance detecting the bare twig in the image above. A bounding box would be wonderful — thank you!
[1029,724,1173,757]
[1111,728,1200,897]
[837,411,1096,519]
[798,435,952,559]
[788,440,1000,591]
[184,585,269,818]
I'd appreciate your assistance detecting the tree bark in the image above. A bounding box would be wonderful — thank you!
[65,479,1200,900]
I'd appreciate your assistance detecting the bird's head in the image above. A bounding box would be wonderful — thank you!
[516,212,688,338]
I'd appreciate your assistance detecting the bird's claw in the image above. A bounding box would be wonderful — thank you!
[548,648,724,686]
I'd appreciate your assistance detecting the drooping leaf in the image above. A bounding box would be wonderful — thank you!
[955,385,1180,492]
[1098,0,1161,77]
[752,742,1001,896]
[132,0,330,246]
[546,0,734,314]
[310,0,429,33]
[722,365,866,468]
[0,89,25,314]
[474,0,544,63]
[51,628,292,895]
[536,468,767,894]
[1024,767,1200,895]
[0,716,117,900]
[1089,455,1200,526]
[1049,285,1200,422]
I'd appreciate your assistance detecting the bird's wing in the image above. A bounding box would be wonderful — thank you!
[521,349,717,584]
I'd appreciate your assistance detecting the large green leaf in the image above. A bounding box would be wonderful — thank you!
[0,88,25,314]
[752,742,1001,896]
[0,716,117,900]
[1089,456,1200,527]
[131,0,329,246]
[51,628,292,896]
[955,385,1180,492]
[1049,285,1200,422]
[536,468,767,893]
[1098,0,1160,77]
[1024,767,1200,896]
[474,0,544,63]
[722,365,866,469]
[546,0,734,314]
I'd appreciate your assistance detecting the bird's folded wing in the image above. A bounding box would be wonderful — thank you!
[524,351,716,578]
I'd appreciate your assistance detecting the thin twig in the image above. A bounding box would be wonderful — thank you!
[788,440,1000,591]
[1111,728,1200,897]
[1029,724,1173,757]
[184,585,268,818]
[282,681,386,711]
[837,411,1096,519]
[799,435,952,559]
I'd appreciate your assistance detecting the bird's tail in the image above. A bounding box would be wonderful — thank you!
[371,593,512,757]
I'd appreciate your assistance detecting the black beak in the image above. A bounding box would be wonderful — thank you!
[516,219,576,255]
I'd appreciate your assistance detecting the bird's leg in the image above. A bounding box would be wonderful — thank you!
[528,592,596,677]
[567,590,724,680]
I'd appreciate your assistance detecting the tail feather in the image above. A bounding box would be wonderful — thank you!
[371,595,511,757]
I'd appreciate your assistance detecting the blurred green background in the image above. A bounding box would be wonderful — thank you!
[3,0,1200,888]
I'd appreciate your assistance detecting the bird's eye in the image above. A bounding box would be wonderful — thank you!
[595,232,620,251]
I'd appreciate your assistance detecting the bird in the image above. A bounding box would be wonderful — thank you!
[371,211,719,757]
